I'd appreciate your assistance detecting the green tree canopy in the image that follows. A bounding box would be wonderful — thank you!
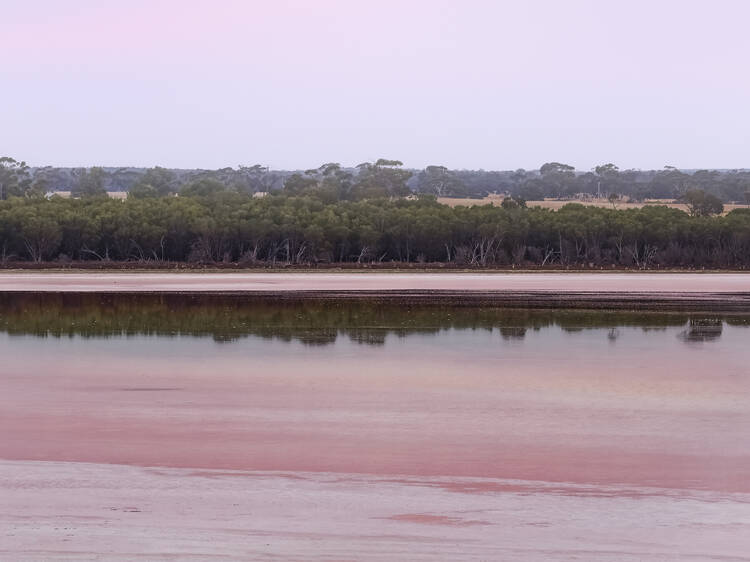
[0,157,31,199]
[72,167,107,198]
[681,189,724,217]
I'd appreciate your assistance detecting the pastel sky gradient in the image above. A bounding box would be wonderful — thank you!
[3,0,750,170]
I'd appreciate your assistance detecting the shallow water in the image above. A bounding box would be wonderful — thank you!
[1,295,749,560]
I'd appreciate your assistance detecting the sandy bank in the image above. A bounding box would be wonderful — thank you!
[0,272,749,309]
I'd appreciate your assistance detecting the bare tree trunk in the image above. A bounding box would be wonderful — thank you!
[295,242,307,264]
[541,245,556,266]
[23,239,41,262]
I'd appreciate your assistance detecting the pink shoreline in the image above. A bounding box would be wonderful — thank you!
[2,460,749,561]
[0,272,748,293]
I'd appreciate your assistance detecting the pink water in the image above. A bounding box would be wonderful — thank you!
[1,316,749,559]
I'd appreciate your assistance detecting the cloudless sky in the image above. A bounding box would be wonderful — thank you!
[3,0,750,171]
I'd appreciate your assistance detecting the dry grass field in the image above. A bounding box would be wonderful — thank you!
[48,191,128,200]
[438,196,750,215]
[46,191,750,215]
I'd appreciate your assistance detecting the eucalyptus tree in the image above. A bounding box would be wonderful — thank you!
[352,159,412,199]
[0,157,31,199]
[72,167,107,198]
[681,189,724,217]
[417,165,467,197]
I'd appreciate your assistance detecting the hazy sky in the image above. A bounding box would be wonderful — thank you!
[3,0,750,171]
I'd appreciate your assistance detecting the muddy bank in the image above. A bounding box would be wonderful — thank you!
[9,290,747,310]
[2,261,749,271]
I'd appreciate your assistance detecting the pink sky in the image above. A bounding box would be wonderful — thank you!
[3,0,750,170]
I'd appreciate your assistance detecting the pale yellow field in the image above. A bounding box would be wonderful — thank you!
[438,196,750,215]
[49,191,128,199]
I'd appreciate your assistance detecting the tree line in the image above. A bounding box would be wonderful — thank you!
[4,156,750,203]
[1,190,749,268]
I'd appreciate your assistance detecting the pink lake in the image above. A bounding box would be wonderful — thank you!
[0,297,749,560]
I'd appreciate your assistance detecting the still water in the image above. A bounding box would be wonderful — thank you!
[1,294,749,560]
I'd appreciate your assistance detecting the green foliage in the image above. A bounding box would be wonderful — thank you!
[680,189,724,217]
[72,167,107,198]
[501,197,527,210]
[352,159,412,199]
[0,192,749,268]
[0,157,31,199]
[417,165,467,197]
[19,159,750,204]
[130,166,175,197]
[128,183,160,199]
[181,178,234,197]
[538,162,577,197]
[595,163,619,177]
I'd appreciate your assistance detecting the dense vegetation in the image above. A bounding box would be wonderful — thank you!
[4,156,750,203]
[2,155,750,268]
[0,191,749,268]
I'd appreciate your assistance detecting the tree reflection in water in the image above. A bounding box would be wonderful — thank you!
[499,327,527,340]
[0,294,745,346]
[678,319,724,343]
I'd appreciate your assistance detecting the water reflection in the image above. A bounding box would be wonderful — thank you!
[499,327,527,340]
[0,293,746,346]
[678,319,724,343]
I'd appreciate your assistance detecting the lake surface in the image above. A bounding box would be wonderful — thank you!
[1,294,749,561]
